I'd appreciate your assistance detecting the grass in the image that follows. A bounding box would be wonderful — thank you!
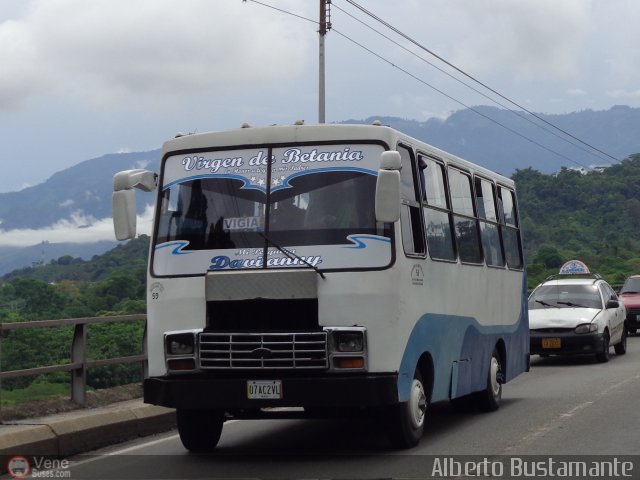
[0,381,70,406]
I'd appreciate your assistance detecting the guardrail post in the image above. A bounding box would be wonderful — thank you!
[71,322,87,405]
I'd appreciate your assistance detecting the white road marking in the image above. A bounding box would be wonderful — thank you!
[71,420,238,466]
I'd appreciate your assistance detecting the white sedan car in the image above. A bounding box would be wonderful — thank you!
[529,274,626,362]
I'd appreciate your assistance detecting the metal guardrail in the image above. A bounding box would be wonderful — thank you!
[0,314,147,405]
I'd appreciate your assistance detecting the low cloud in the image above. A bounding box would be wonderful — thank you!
[0,0,312,110]
[448,0,588,80]
[606,89,640,99]
[0,205,154,247]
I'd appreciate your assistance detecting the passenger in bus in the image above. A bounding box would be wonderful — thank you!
[207,216,235,249]
[177,180,208,240]
[305,182,358,228]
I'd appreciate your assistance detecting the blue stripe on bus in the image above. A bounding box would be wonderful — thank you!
[397,276,529,403]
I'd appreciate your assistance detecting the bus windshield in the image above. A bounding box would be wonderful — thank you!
[153,143,393,275]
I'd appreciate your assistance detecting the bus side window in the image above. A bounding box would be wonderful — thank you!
[420,155,456,261]
[398,145,425,256]
[499,187,523,270]
[474,177,505,267]
[448,167,482,264]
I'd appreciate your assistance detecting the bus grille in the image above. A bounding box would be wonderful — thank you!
[198,332,328,369]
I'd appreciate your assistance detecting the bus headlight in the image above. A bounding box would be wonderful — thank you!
[165,331,199,372]
[326,327,368,371]
[166,333,195,355]
[336,332,364,352]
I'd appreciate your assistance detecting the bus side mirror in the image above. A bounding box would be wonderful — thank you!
[113,189,137,240]
[112,169,157,241]
[375,151,402,223]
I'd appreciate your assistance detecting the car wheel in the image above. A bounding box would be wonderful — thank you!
[595,331,610,363]
[472,348,503,412]
[628,328,637,336]
[387,369,427,449]
[177,408,225,452]
[614,328,627,355]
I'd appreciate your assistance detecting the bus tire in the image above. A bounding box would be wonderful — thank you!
[387,370,427,449]
[473,348,502,412]
[177,408,225,452]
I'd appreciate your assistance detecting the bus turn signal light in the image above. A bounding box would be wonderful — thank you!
[168,358,196,371]
[334,357,364,369]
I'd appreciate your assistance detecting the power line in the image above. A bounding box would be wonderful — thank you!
[331,2,616,167]
[244,0,316,25]
[340,0,621,165]
[243,0,614,170]
[330,28,591,170]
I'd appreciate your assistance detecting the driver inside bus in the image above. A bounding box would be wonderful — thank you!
[271,197,305,230]
[305,182,357,229]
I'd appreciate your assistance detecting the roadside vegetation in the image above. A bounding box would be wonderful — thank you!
[517,153,640,287]
[0,236,149,405]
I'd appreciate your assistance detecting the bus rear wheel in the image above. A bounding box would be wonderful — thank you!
[176,408,225,452]
[387,370,427,449]
[472,349,502,412]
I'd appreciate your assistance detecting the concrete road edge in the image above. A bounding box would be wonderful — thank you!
[0,401,176,472]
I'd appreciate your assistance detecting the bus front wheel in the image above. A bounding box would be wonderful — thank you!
[387,370,427,449]
[176,408,225,452]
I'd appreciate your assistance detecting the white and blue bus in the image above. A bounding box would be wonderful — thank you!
[113,122,529,450]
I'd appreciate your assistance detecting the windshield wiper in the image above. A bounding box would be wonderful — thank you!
[535,299,557,308]
[258,231,325,279]
[557,301,589,308]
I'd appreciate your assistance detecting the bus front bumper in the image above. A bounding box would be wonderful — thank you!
[144,373,399,410]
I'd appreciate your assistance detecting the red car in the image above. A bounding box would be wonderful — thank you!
[618,275,640,334]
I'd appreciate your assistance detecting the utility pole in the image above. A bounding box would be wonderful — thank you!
[318,0,331,124]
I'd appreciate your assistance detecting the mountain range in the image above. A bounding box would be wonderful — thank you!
[1,105,639,275]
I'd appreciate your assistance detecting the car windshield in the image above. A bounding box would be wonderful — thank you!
[529,283,602,310]
[620,277,640,294]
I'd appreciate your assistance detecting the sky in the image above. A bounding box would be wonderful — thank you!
[1,0,640,246]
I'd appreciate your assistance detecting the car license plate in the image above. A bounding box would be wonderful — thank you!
[247,380,282,399]
[542,338,561,349]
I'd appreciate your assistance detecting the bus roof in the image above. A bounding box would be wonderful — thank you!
[162,123,514,187]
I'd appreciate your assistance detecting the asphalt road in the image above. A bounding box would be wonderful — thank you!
[66,336,640,479]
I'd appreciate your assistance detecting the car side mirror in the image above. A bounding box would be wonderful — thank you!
[606,299,619,309]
